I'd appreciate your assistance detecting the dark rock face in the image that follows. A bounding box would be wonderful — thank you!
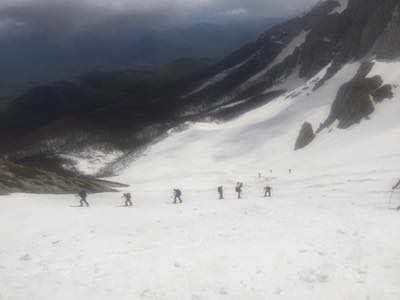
[373,4,400,59]
[372,84,394,102]
[321,62,393,130]
[315,0,399,88]
[295,122,316,150]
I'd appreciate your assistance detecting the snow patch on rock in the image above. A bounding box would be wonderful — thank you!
[243,30,310,87]
[183,57,252,98]
[60,148,124,176]
[330,0,349,14]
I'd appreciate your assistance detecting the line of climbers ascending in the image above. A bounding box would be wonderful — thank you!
[75,183,273,207]
[75,171,400,210]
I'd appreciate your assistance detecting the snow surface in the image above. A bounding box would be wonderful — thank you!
[2,60,400,299]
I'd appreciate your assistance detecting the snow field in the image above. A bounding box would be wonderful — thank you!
[1,166,400,300]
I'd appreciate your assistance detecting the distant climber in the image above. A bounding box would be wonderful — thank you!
[235,182,243,199]
[173,189,183,204]
[78,190,89,207]
[392,180,400,210]
[264,185,272,197]
[218,186,224,199]
[289,169,292,174]
[122,193,133,206]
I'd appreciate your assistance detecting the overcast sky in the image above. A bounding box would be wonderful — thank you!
[0,0,320,35]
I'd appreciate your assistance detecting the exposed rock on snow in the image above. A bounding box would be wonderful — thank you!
[295,122,316,150]
[0,160,127,194]
[372,84,394,103]
[321,62,393,129]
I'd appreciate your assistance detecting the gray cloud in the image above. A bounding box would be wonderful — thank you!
[0,0,320,35]
[0,0,179,34]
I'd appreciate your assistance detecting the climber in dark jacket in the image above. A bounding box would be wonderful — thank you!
[218,186,224,199]
[264,185,272,197]
[122,193,133,206]
[392,180,400,211]
[235,182,243,199]
[78,190,89,207]
[173,189,183,204]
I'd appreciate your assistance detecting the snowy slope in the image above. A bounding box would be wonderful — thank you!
[2,3,400,300]
[2,174,400,300]
[1,60,400,300]
[116,59,400,184]
[1,0,400,297]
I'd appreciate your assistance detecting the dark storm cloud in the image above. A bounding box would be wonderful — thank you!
[207,0,318,17]
[0,0,181,34]
[0,0,320,35]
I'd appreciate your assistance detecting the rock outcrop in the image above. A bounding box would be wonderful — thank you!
[371,84,394,103]
[373,4,400,60]
[295,122,316,150]
[320,62,393,129]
